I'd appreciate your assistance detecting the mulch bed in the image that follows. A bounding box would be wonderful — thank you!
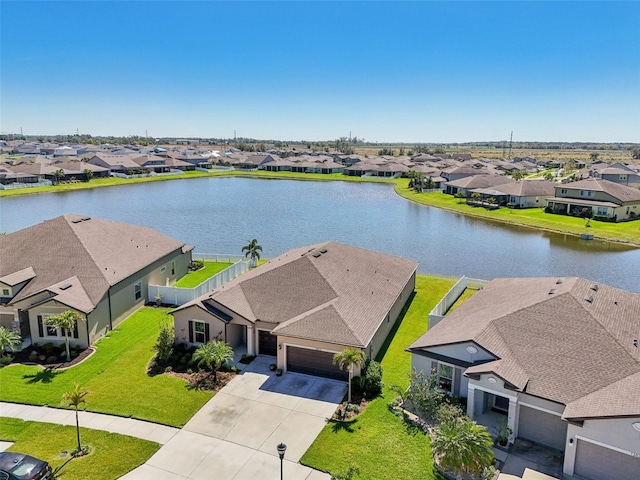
[10,347,95,370]
[166,370,236,392]
[331,393,370,421]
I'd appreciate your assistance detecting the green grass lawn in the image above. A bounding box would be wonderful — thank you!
[173,261,233,288]
[395,181,640,246]
[0,308,212,427]
[0,417,159,480]
[301,275,456,479]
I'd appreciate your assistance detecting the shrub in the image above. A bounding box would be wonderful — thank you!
[42,343,55,354]
[189,259,205,271]
[405,369,447,419]
[363,360,383,398]
[46,355,58,364]
[164,366,173,373]
[435,402,465,424]
[0,354,13,367]
[28,351,38,361]
[152,316,174,366]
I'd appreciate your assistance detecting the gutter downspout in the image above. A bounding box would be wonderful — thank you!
[107,289,113,331]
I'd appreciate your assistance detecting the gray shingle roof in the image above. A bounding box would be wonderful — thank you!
[408,277,640,417]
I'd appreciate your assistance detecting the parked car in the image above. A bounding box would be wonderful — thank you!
[0,452,52,480]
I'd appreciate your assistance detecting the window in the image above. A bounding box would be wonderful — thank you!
[134,282,142,300]
[193,321,206,343]
[580,190,594,197]
[561,188,567,194]
[171,261,176,276]
[1,288,9,296]
[37,315,58,337]
[436,363,454,393]
[597,207,608,216]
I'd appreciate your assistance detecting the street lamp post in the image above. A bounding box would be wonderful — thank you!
[277,442,287,480]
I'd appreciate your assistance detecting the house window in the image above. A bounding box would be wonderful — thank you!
[561,188,567,194]
[37,315,57,337]
[134,282,142,300]
[580,190,594,197]
[193,321,206,343]
[1,288,9,296]
[436,363,454,393]
[597,207,608,216]
[171,261,176,276]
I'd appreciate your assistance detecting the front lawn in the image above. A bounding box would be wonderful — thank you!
[0,417,159,480]
[0,308,212,427]
[173,261,233,288]
[301,275,457,479]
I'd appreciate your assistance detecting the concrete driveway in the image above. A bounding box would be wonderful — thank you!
[120,356,346,480]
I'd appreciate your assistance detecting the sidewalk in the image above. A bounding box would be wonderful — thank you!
[0,402,179,445]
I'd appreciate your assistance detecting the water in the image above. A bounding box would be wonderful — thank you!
[1,177,639,293]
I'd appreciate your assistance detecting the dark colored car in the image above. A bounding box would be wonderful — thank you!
[0,453,52,480]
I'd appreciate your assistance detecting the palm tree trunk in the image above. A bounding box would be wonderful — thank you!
[75,408,81,452]
[347,369,352,403]
[65,330,71,362]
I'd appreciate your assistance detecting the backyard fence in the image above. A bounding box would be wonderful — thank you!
[148,254,250,306]
[428,276,488,329]
[0,180,53,190]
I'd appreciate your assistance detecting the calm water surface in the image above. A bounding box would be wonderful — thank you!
[1,177,639,293]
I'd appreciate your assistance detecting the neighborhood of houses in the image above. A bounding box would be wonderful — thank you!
[2,139,640,222]
[1,214,639,480]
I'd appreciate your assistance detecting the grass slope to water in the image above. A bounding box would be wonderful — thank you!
[173,261,233,288]
[395,181,640,246]
[301,275,456,479]
[0,417,159,480]
[0,308,212,427]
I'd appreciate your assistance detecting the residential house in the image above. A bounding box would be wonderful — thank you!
[441,166,489,183]
[172,242,417,380]
[0,215,193,348]
[469,179,556,208]
[407,277,640,480]
[594,163,640,186]
[86,154,145,174]
[444,174,513,196]
[546,178,640,221]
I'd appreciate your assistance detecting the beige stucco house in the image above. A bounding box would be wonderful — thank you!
[407,277,640,480]
[0,215,192,349]
[172,241,417,380]
[546,177,640,221]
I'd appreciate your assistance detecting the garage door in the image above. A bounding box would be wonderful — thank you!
[258,330,277,356]
[518,406,567,451]
[287,346,348,381]
[575,440,640,480]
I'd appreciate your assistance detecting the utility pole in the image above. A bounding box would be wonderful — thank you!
[508,131,513,161]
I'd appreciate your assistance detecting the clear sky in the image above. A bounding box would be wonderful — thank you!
[1,1,639,143]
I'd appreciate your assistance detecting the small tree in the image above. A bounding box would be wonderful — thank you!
[152,316,174,366]
[192,340,234,381]
[0,326,21,353]
[333,348,366,403]
[405,369,446,419]
[62,383,90,455]
[432,416,494,478]
[47,310,81,362]
[454,191,466,203]
[241,239,262,268]
[471,192,481,203]
[52,168,65,185]
[83,168,93,182]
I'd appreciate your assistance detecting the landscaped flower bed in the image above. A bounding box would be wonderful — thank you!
[10,343,94,369]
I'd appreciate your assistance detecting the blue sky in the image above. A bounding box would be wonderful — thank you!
[1,1,639,142]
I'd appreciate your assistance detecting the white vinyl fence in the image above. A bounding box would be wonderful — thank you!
[148,254,250,306]
[428,276,488,329]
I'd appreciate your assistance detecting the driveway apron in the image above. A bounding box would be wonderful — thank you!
[120,356,346,479]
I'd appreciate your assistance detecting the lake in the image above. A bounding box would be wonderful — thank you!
[1,177,639,293]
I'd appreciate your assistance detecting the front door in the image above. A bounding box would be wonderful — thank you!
[258,330,277,356]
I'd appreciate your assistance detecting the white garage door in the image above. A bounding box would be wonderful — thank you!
[518,406,567,451]
[575,440,640,480]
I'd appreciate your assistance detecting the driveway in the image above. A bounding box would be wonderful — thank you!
[120,356,346,480]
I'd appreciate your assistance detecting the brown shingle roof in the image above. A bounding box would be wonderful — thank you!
[0,215,186,311]
[408,277,640,415]
[177,242,418,347]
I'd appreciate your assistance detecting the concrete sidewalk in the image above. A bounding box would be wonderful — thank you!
[0,402,179,445]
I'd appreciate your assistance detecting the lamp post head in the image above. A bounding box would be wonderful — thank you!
[277,442,287,460]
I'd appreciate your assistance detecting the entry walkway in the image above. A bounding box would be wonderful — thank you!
[0,402,179,445]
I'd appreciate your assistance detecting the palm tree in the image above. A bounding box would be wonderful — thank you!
[62,383,89,454]
[192,340,234,382]
[0,326,21,353]
[333,348,366,403]
[52,168,65,185]
[47,310,81,361]
[431,417,494,478]
[242,239,262,267]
